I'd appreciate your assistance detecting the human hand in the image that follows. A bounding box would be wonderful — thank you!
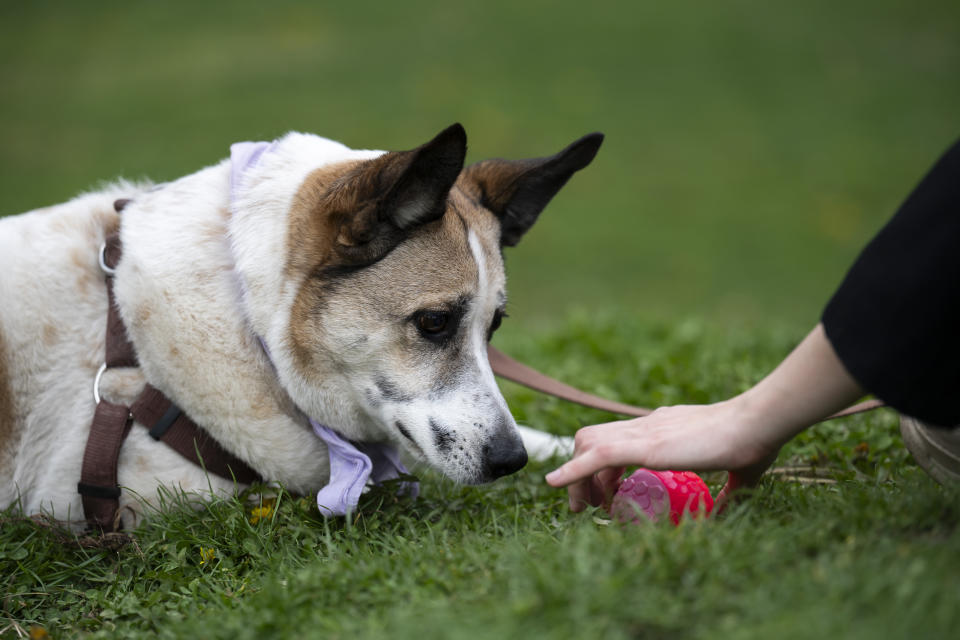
[545,324,865,512]
[544,399,780,512]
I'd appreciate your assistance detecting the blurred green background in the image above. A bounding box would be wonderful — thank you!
[2,0,958,332]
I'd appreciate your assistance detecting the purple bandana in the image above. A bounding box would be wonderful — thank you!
[311,419,418,516]
[231,141,418,516]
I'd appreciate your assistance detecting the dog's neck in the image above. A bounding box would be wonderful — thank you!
[228,140,417,514]
[227,140,281,349]
[227,138,367,432]
[228,135,385,441]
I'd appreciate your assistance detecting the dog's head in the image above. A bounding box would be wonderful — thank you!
[234,124,602,484]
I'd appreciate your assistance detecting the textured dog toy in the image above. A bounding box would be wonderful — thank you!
[610,469,714,525]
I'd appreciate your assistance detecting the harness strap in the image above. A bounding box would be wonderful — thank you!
[79,208,261,531]
[78,400,133,531]
[487,346,885,423]
[102,233,136,368]
[130,384,262,485]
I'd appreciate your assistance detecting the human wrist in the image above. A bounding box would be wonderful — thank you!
[730,383,803,453]
[724,387,796,457]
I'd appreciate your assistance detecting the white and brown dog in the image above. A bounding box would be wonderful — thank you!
[0,124,600,528]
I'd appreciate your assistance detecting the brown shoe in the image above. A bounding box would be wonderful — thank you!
[900,415,960,486]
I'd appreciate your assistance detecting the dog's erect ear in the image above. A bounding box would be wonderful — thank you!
[461,133,604,247]
[333,123,467,265]
[381,123,467,230]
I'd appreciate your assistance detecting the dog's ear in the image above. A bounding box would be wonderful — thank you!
[381,123,467,230]
[461,133,603,247]
[334,124,466,265]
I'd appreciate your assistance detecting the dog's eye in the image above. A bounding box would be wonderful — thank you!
[487,310,506,341]
[416,310,450,336]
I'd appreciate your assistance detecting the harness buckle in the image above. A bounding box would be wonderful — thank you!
[77,481,121,500]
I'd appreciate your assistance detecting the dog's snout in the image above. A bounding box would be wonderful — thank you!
[483,437,528,479]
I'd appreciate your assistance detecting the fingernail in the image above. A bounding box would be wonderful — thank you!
[544,470,560,484]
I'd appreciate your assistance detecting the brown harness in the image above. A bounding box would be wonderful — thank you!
[78,208,261,531]
[80,199,884,531]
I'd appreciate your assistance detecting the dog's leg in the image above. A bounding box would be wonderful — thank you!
[516,425,574,460]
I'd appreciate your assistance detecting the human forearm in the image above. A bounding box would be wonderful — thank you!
[734,322,865,452]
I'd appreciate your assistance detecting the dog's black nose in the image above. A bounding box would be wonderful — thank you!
[483,438,528,479]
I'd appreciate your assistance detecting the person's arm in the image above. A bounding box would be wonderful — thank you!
[820,139,960,428]
[545,323,865,511]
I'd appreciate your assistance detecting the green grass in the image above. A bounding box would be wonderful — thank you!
[3,315,958,639]
[2,2,959,638]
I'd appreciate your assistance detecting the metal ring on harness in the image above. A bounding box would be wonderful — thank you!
[98,242,116,276]
[93,363,108,405]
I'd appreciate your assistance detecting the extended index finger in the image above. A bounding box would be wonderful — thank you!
[545,449,615,488]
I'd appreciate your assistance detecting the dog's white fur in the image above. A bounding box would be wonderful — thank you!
[0,127,583,528]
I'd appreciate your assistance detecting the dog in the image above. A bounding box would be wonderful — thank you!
[0,124,600,528]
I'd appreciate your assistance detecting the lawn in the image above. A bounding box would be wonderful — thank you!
[1,1,959,638]
[3,316,959,639]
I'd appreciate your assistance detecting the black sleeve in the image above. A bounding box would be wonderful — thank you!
[822,138,960,427]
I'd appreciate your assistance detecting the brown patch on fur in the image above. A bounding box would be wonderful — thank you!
[76,276,92,296]
[91,204,121,238]
[289,274,337,374]
[284,161,369,280]
[75,269,100,296]
[64,203,122,304]
[198,218,229,245]
[135,304,151,325]
[69,247,88,271]
[69,239,102,296]
[0,322,15,460]
[285,160,368,369]
[42,323,59,347]
[249,394,278,421]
